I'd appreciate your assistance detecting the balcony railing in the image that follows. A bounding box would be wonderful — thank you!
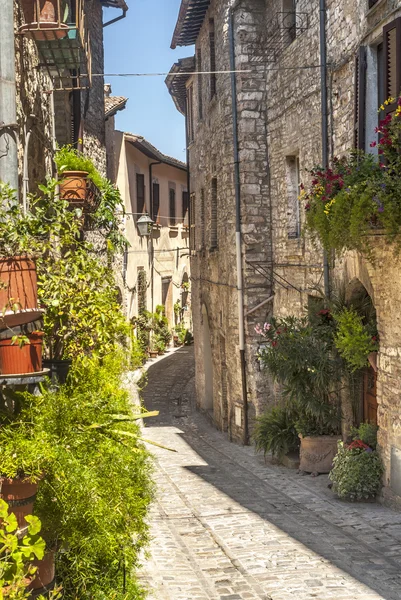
[18,0,91,91]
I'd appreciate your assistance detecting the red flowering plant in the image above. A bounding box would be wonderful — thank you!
[302,97,401,260]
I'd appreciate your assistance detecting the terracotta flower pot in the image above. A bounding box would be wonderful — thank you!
[0,477,39,530]
[59,171,88,203]
[0,331,44,375]
[29,551,56,593]
[0,257,42,328]
[149,351,158,359]
[299,434,341,474]
[19,0,69,40]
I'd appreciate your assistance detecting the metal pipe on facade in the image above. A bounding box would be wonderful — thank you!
[229,8,248,446]
[320,0,330,298]
[149,160,161,315]
[0,0,18,192]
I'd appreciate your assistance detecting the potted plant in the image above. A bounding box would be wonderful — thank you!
[149,338,158,359]
[253,405,300,461]
[0,330,44,375]
[330,423,383,501]
[19,0,70,40]
[54,145,103,206]
[334,308,379,372]
[154,336,166,356]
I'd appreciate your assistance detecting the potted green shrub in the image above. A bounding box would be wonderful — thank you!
[253,406,300,461]
[330,423,383,501]
[149,338,158,359]
[54,146,101,205]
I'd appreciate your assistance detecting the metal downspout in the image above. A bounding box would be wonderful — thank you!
[320,0,330,298]
[229,9,248,446]
[0,0,18,191]
[149,160,161,314]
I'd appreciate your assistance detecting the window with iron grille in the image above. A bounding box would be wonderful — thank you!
[186,84,194,143]
[182,191,189,225]
[197,48,203,120]
[152,182,160,223]
[210,178,218,249]
[190,193,196,251]
[209,19,217,99]
[136,173,145,214]
[169,188,176,226]
[282,0,296,46]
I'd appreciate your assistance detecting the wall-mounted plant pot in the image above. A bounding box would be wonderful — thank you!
[59,170,88,203]
[368,352,378,372]
[0,331,43,375]
[149,351,158,359]
[29,550,56,596]
[42,358,71,384]
[299,434,341,475]
[0,257,43,328]
[0,477,39,530]
[19,0,69,40]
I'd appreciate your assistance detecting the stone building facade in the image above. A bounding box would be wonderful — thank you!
[168,0,401,505]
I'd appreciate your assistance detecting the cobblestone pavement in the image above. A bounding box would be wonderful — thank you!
[138,347,401,600]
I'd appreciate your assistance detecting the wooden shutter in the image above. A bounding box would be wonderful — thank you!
[136,174,145,214]
[182,191,189,225]
[383,18,401,117]
[354,47,367,150]
[210,178,218,249]
[209,19,217,98]
[152,183,160,223]
[169,188,176,226]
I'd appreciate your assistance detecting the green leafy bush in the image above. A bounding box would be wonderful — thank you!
[330,441,383,501]
[253,406,299,458]
[350,422,378,449]
[334,308,378,371]
[0,424,53,482]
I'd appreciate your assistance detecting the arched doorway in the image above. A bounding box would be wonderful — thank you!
[346,279,378,426]
[201,304,214,413]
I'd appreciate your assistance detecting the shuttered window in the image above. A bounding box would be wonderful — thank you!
[383,18,401,117]
[152,183,160,223]
[354,47,367,150]
[136,174,145,214]
[186,84,194,143]
[182,191,189,225]
[190,193,196,251]
[210,178,218,249]
[200,188,205,249]
[209,20,217,99]
[169,188,176,226]
[197,48,203,120]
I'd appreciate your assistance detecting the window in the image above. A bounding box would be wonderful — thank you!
[200,188,205,249]
[169,188,176,226]
[152,182,160,223]
[182,191,189,225]
[137,269,147,314]
[186,84,194,143]
[354,47,367,150]
[383,18,401,116]
[209,19,216,99]
[210,178,218,249]
[282,0,296,46]
[136,173,145,214]
[190,193,196,251]
[286,156,301,239]
[197,48,203,120]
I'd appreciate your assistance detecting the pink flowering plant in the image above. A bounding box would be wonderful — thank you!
[301,96,401,260]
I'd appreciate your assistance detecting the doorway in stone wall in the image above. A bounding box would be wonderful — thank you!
[201,304,214,415]
[346,279,378,426]
[161,277,173,327]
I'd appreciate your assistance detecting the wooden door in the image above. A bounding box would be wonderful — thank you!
[363,367,378,425]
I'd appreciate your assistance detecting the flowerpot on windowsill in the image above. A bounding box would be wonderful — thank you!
[19,0,69,40]
[368,351,378,372]
[0,331,44,375]
[0,477,40,530]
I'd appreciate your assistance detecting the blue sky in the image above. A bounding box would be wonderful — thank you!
[103,0,191,161]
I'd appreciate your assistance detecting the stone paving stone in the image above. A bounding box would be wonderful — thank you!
[137,348,401,600]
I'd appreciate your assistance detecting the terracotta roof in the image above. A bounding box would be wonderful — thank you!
[100,0,128,11]
[105,95,128,119]
[123,133,187,171]
[165,56,195,115]
[171,0,211,49]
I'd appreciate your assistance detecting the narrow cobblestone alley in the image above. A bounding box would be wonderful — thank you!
[139,348,401,600]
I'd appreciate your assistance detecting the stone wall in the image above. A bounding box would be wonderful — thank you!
[188,0,273,443]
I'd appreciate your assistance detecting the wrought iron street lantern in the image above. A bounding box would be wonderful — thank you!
[137,214,153,237]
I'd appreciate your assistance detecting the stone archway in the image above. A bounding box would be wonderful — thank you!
[201,304,214,413]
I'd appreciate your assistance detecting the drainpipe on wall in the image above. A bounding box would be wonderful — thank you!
[229,8,249,446]
[0,0,18,192]
[320,0,330,298]
[149,161,161,315]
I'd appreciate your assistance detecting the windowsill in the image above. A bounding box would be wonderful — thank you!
[366,0,387,16]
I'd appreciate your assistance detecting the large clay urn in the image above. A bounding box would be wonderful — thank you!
[0,257,43,328]
[299,435,341,474]
[19,0,69,40]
